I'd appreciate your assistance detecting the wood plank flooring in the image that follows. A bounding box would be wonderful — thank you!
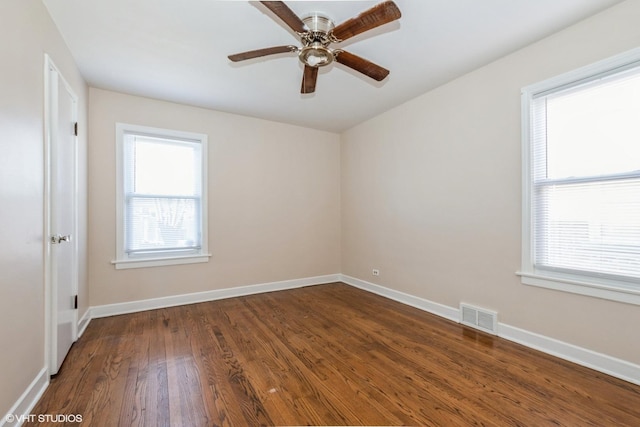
[28,283,640,426]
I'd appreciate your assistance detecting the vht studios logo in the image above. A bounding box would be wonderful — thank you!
[5,413,83,424]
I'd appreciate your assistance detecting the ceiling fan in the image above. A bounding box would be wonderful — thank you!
[228,1,402,94]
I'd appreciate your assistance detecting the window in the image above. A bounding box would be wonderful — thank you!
[114,123,209,269]
[520,49,640,305]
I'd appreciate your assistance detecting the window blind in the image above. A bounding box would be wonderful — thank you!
[123,134,203,256]
[530,68,640,283]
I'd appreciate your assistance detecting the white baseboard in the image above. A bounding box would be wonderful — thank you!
[341,275,459,322]
[90,274,341,319]
[499,323,640,386]
[339,274,640,386]
[1,368,48,427]
[77,309,91,338]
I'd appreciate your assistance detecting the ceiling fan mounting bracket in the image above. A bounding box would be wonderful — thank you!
[301,13,335,41]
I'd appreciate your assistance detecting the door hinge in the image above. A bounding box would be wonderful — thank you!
[74,295,78,310]
[74,122,78,136]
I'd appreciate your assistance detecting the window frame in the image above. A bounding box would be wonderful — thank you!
[519,48,640,306]
[113,123,210,269]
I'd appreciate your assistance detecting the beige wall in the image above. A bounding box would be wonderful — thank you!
[0,0,88,417]
[88,89,341,306]
[342,0,640,364]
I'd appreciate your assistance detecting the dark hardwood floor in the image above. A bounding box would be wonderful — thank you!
[29,282,640,426]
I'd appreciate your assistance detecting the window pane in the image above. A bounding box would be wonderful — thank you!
[545,71,640,179]
[126,197,199,253]
[535,178,640,278]
[133,137,200,196]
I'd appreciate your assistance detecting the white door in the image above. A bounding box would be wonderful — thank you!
[45,56,78,375]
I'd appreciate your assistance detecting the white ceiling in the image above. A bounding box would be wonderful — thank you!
[42,0,621,132]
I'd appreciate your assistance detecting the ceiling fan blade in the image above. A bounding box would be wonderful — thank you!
[228,45,296,62]
[331,1,401,42]
[301,65,319,94]
[334,50,389,81]
[260,1,306,33]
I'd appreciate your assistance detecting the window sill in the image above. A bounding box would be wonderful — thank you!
[112,253,211,270]
[517,270,640,306]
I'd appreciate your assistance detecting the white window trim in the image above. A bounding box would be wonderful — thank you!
[112,123,211,270]
[518,47,640,306]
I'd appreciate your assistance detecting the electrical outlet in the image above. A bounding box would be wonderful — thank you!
[372,269,379,276]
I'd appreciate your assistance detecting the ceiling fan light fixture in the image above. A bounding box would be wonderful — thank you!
[299,42,333,67]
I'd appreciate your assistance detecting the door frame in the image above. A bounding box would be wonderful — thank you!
[43,54,79,375]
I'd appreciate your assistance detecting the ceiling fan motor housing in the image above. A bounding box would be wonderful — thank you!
[299,13,335,67]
